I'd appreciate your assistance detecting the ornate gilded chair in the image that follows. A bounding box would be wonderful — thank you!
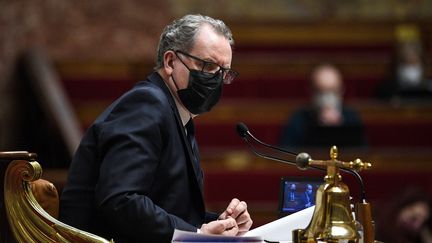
[0,151,113,243]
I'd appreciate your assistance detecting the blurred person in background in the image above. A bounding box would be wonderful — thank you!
[376,25,432,101]
[279,63,366,149]
[396,43,429,90]
[376,187,432,243]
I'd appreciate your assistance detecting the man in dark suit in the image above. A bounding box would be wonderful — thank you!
[283,183,300,212]
[299,184,315,209]
[60,14,252,243]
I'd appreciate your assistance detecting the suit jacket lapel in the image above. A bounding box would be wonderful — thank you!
[147,72,205,193]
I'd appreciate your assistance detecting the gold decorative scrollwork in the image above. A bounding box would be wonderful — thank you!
[4,159,114,243]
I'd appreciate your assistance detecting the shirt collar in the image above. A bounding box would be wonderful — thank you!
[163,82,191,126]
[174,94,192,127]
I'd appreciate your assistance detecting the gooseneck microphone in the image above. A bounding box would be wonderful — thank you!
[236,122,324,172]
[237,123,297,156]
[236,122,367,202]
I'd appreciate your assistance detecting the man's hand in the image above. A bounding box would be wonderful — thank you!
[200,218,238,236]
[219,198,253,236]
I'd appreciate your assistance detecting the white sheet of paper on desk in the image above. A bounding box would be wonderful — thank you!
[244,206,315,242]
[171,229,263,242]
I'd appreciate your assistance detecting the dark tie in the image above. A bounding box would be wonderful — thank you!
[185,120,198,162]
[185,120,203,184]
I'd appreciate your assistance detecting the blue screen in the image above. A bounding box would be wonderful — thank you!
[280,178,321,215]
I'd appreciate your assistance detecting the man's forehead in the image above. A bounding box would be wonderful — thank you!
[191,24,232,64]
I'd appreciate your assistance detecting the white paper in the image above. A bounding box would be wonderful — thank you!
[244,206,315,242]
[171,229,263,243]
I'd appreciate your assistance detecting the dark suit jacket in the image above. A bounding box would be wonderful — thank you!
[299,191,315,209]
[60,72,214,243]
[279,106,367,149]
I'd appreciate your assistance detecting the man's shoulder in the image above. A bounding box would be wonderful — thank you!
[127,73,169,100]
[114,73,172,109]
[93,73,174,124]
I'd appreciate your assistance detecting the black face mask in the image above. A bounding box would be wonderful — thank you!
[174,69,223,115]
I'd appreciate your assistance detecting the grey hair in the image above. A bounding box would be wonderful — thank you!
[154,14,234,70]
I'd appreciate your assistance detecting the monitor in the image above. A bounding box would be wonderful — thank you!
[278,176,322,218]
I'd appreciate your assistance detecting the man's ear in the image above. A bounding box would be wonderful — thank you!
[163,51,176,75]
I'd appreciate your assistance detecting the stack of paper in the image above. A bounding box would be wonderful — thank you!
[172,206,314,243]
[172,229,263,242]
[244,206,315,242]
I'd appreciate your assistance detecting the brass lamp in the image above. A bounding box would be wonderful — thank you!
[293,146,372,243]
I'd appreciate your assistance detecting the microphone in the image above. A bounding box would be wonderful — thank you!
[236,122,367,201]
[236,122,248,138]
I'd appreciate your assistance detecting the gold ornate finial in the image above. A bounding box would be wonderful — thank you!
[330,145,338,160]
[348,158,372,172]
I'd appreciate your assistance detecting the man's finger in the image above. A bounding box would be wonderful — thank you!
[218,211,228,220]
[219,198,240,219]
[220,218,239,236]
[235,211,250,225]
[238,218,253,233]
[226,198,240,215]
[220,217,237,229]
[230,200,247,219]
[222,225,239,236]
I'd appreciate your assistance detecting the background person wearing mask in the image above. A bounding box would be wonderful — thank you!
[396,43,428,90]
[376,25,432,100]
[279,63,366,149]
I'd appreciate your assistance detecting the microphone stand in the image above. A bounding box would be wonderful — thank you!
[239,123,367,202]
[241,135,326,173]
